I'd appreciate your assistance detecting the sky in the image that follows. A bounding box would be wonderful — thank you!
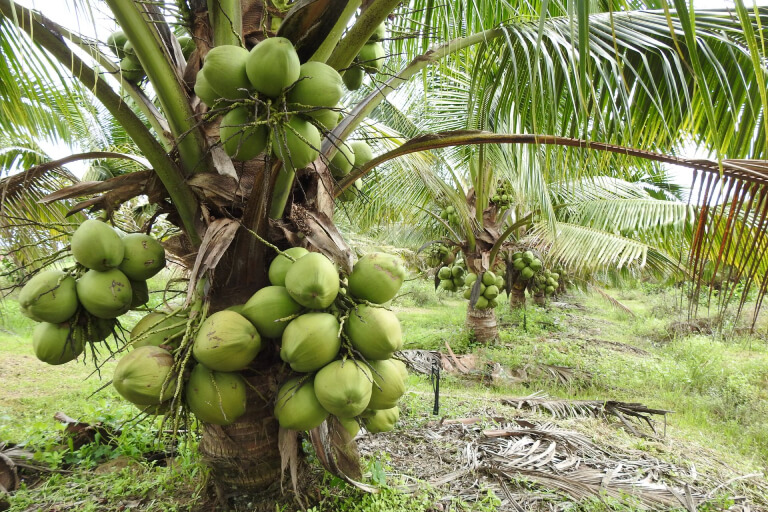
[16,0,768,199]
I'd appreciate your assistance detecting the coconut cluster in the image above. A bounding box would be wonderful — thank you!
[18,219,166,366]
[511,250,543,282]
[106,30,194,84]
[424,243,453,267]
[491,181,514,208]
[268,250,409,436]
[529,269,560,297]
[342,22,387,91]
[463,271,505,309]
[439,205,460,225]
[437,260,467,292]
[110,249,409,433]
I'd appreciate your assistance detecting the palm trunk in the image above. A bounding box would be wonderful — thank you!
[466,304,497,343]
[509,283,526,309]
[198,347,286,495]
[532,291,546,306]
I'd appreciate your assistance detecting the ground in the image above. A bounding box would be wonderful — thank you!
[1,278,767,511]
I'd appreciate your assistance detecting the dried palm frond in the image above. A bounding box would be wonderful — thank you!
[501,393,670,438]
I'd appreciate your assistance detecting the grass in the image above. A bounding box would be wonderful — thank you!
[2,276,767,510]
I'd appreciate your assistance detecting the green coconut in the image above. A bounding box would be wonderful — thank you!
[245,37,300,98]
[275,378,329,431]
[119,55,145,83]
[185,364,247,426]
[106,31,128,58]
[306,107,341,131]
[391,359,409,383]
[32,322,85,365]
[284,252,340,309]
[530,258,543,271]
[287,61,344,108]
[113,346,175,406]
[337,416,361,437]
[192,310,261,372]
[273,116,321,171]
[350,141,374,167]
[347,252,406,304]
[522,251,534,264]
[330,142,355,178]
[18,270,78,324]
[358,42,385,73]
[338,178,363,203]
[71,219,125,271]
[520,266,535,280]
[130,312,186,349]
[474,296,489,309]
[280,313,340,372]
[194,69,221,106]
[268,247,310,286]
[119,233,166,281]
[369,22,387,42]
[345,305,402,361]
[364,406,399,433]
[314,359,373,418]
[123,40,135,56]
[130,280,149,308]
[483,285,499,300]
[219,106,268,161]
[512,258,526,271]
[77,269,133,319]
[226,304,245,315]
[202,45,252,99]
[240,285,303,339]
[342,66,364,91]
[482,271,496,286]
[368,359,406,410]
[178,35,195,60]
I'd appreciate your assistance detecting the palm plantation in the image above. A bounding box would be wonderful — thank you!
[2,0,768,506]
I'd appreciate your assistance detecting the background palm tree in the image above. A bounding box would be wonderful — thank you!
[2,0,768,504]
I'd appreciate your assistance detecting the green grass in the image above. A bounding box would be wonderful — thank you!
[2,276,768,510]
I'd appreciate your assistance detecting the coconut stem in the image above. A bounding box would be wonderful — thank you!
[207,0,243,47]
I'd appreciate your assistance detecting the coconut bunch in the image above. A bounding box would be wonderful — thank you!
[463,271,504,309]
[267,250,409,435]
[491,181,514,208]
[110,249,409,432]
[510,250,543,282]
[439,205,460,225]
[437,260,467,292]
[529,269,560,297]
[424,243,453,267]
[106,30,194,84]
[17,219,167,366]
[342,22,387,91]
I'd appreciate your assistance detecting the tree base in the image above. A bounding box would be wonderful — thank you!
[198,349,292,497]
[509,285,526,309]
[466,305,497,343]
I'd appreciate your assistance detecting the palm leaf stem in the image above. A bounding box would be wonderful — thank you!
[105,0,210,176]
[337,131,768,193]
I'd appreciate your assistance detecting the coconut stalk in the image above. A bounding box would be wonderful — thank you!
[207,0,243,47]
[105,0,211,176]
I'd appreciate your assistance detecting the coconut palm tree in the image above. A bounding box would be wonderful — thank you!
[2,0,768,505]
